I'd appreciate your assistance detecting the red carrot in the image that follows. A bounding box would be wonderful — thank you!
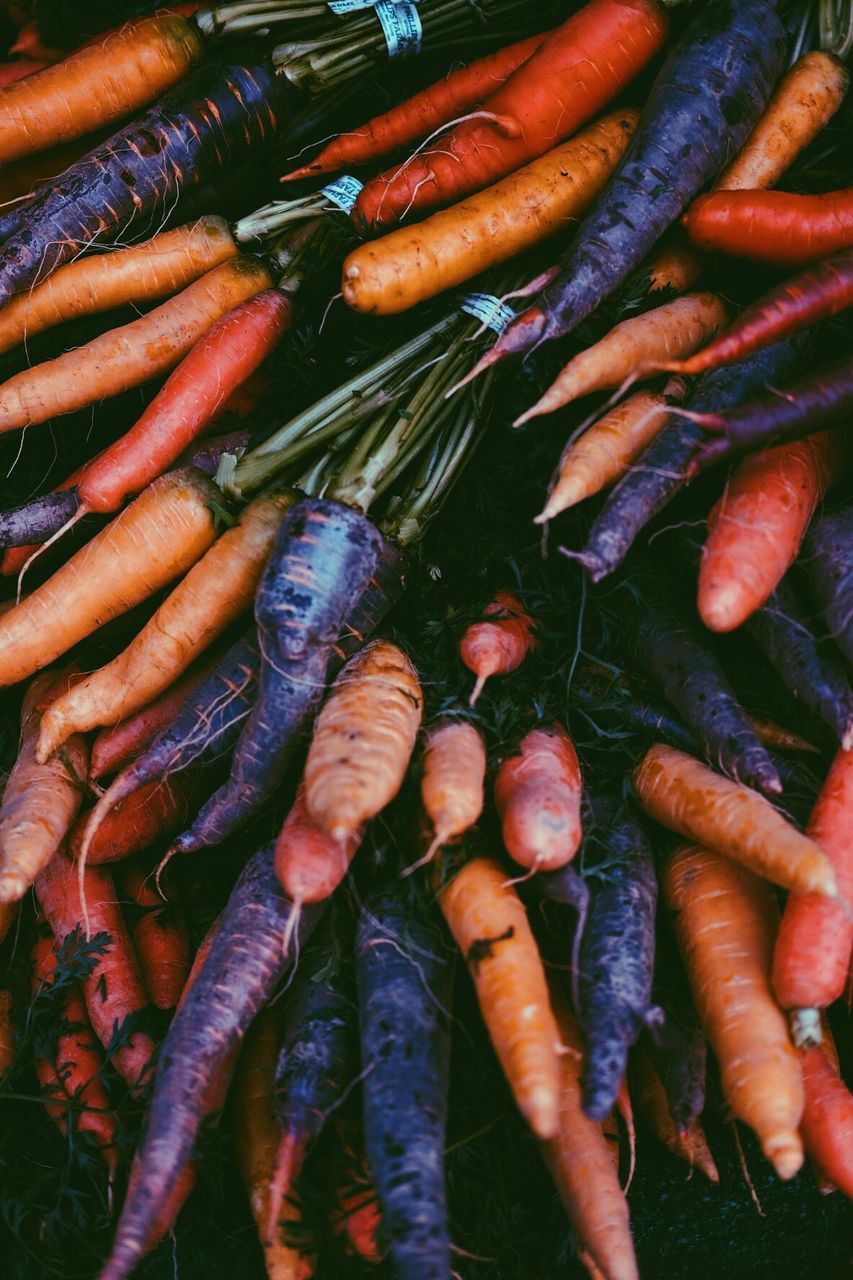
[69,773,206,867]
[684,188,853,267]
[799,1043,853,1198]
[118,865,190,1012]
[495,724,583,872]
[460,590,537,706]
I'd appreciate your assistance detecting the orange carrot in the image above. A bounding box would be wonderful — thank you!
[420,718,486,863]
[0,217,238,356]
[664,844,804,1180]
[494,724,582,872]
[749,715,819,755]
[0,670,87,902]
[0,467,218,690]
[773,744,853,1046]
[633,744,837,898]
[438,855,562,1140]
[799,1043,853,1198]
[629,1049,719,1182]
[698,433,842,632]
[119,865,190,1013]
[70,773,205,867]
[0,59,50,86]
[0,15,203,163]
[460,590,536,706]
[275,785,363,908]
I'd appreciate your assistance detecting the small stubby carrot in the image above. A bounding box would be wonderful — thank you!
[0,14,204,164]
[460,590,537,706]
[772,744,853,1047]
[633,745,836,899]
[799,1043,853,1199]
[629,1049,719,1183]
[275,785,363,909]
[438,855,562,1140]
[540,992,639,1280]
[70,772,205,867]
[0,670,87,903]
[537,384,683,523]
[30,934,118,1173]
[341,112,638,316]
[38,491,294,760]
[697,432,842,632]
[0,256,272,435]
[420,719,486,863]
[304,640,423,844]
[494,724,582,872]
[0,467,218,690]
[118,865,190,1013]
[516,294,729,426]
[664,843,804,1180]
[0,217,238,357]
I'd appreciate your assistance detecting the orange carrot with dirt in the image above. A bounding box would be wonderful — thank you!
[304,640,423,843]
[494,724,582,872]
[799,1042,853,1198]
[633,745,837,898]
[420,719,486,862]
[0,467,218,690]
[697,432,842,632]
[629,1049,719,1182]
[460,590,536,706]
[118,865,190,1013]
[438,855,562,1140]
[0,670,87,903]
[664,843,804,1180]
[275,784,363,908]
[341,112,637,316]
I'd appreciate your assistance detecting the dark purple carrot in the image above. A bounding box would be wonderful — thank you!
[646,925,708,1131]
[576,796,659,1121]
[168,498,404,856]
[0,488,80,548]
[804,501,853,668]
[745,576,853,750]
[0,55,283,309]
[576,334,810,583]
[357,880,453,1280]
[467,0,786,375]
[99,842,326,1280]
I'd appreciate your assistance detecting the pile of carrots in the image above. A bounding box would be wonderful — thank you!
[0,2,851,1278]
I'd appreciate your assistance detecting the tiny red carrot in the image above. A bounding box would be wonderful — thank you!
[460,590,536,706]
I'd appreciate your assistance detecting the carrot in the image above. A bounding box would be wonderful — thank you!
[275,785,363,908]
[36,856,156,1091]
[284,30,549,182]
[536,385,682,523]
[341,111,638,316]
[0,463,86,579]
[664,843,804,1180]
[697,432,842,632]
[685,188,853,267]
[0,488,81,551]
[0,217,238,357]
[629,1049,718,1182]
[30,934,118,1173]
[633,744,837,899]
[0,671,87,903]
[304,639,423,844]
[354,0,668,231]
[0,14,203,164]
[515,294,728,426]
[460,589,536,706]
[420,719,486,862]
[0,58,49,85]
[438,855,562,1140]
[539,991,638,1280]
[799,1043,853,1198]
[38,491,294,760]
[118,865,190,1013]
[773,744,853,1046]
[70,772,206,867]
[748,716,819,756]
[0,256,271,435]
[494,724,582,873]
[0,987,12,1078]
[0,467,218,689]
[806,502,853,668]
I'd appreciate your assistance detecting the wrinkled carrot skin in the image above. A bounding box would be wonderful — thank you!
[685,188,853,267]
[629,1049,719,1182]
[438,856,562,1140]
[342,112,637,316]
[0,671,87,903]
[773,745,853,1044]
[495,724,583,871]
[799,1044,853,1198]
[698,432,841,632]
[0,256,272,435]
[0,468,218,690]
[119,866,190,1012]
[540,994,639,1280]
[460,590,537,706]
[421,719,486,853]
[285,31,548,181]
[0,218,238,357]
[36,855,155,1092]
[633,745,836,898]
[664,844,804,1180]
[69,773,205,866]
[0,15,204,164]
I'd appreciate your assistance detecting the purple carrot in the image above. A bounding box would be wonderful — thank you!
[804,501,853,668]
[99,842,326,1280]
[357,880,452,1280]
[0,488,80,548]
[645,926,708,1131]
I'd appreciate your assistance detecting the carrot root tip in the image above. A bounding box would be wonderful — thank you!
[468,673,488,707]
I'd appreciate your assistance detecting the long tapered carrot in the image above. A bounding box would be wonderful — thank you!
[420,719,486,862]
[629,1049,719,1183]
[0,467,218,690]
[664,844,804,1180]
[438,855,562,1140]
[494,724,583,871]
[460,590,537,706]
[633,745,836,898]
[799,1043,853,1198]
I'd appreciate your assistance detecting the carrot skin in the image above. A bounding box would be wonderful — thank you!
[70,772,206,866]
[629,1050,719,1182]
[799,1045,853,1197]
[119,866,190,1013]
[357,882,452,1280]
[805,501,853,668]
[0,489,79,548]
[460,590,536,705]
[494,724,583,872]
[100,843,326,1280]
[276,785,363,907]
[684,188,853,266]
